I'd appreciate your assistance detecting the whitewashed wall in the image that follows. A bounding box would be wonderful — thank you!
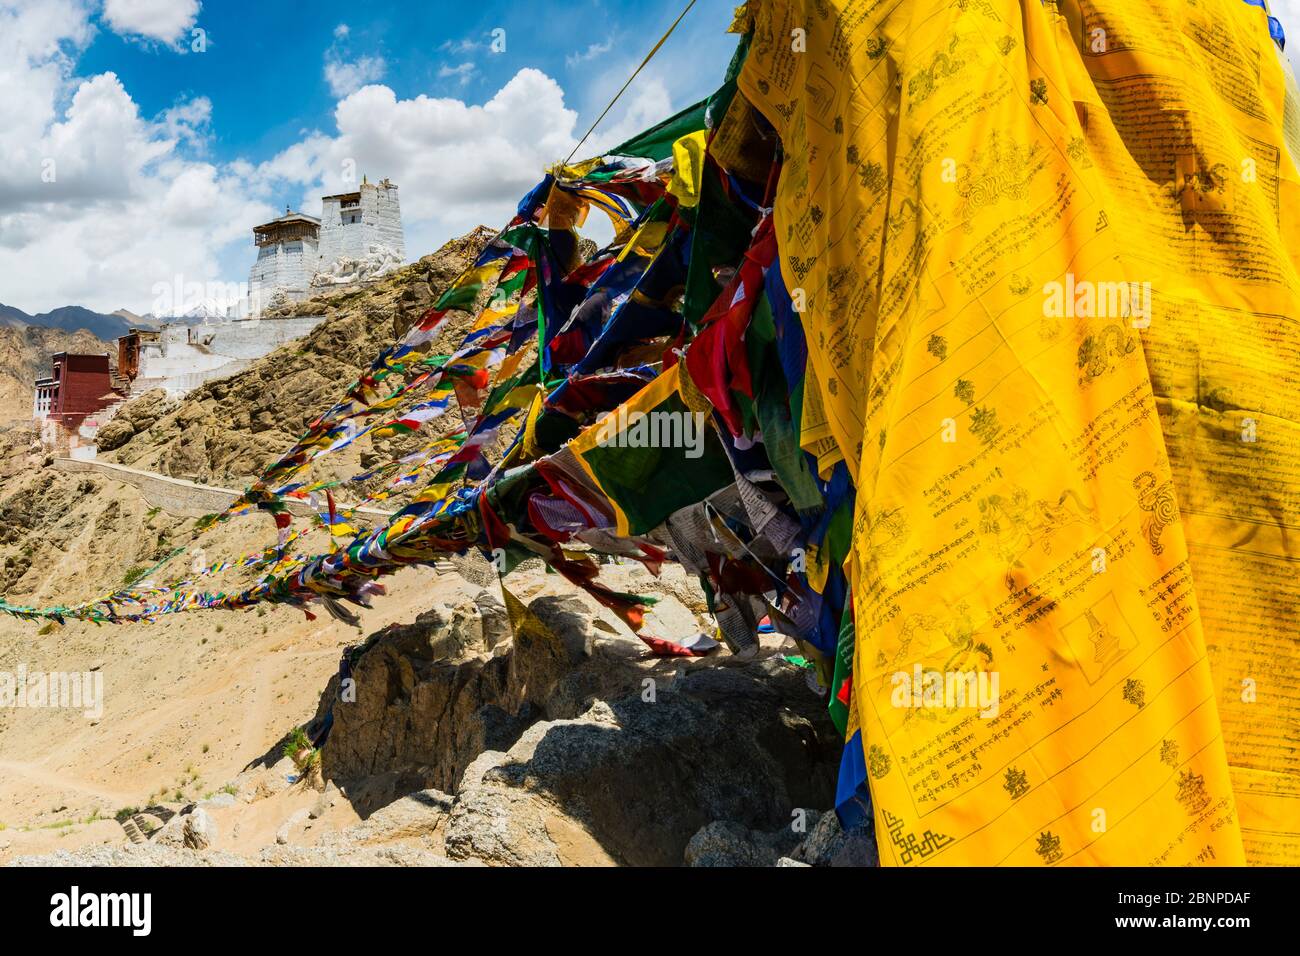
[317,182,404,271]
[133,315,328,398]
[248,236,318,302]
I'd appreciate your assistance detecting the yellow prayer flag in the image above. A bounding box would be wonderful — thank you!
[667,130,709,208]
[742,0,1300,865]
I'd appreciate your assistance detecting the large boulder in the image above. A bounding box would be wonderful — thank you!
[444,661,839,867]
[684,820,800,867]
[318,589,661,801]
[96,389,172,452]
[444,781,576,867]
[153,807,218,850]
[94,418,134,452]
[318,596,518,799]
[682,806,881,867]
[311,584,841,866]
[789,805,879,867]
[118,389,170,431]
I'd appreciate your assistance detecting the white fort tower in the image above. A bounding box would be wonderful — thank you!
[247,177,405,313]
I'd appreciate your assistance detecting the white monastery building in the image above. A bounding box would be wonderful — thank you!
[319,178,405,269]
[248,210,321,306]
[247,177,406,313]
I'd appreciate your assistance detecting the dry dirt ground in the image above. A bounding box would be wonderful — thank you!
[0,518,452,860]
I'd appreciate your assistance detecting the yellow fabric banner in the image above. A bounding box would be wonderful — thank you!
[668,130,710,208]
[739,0,1300,865]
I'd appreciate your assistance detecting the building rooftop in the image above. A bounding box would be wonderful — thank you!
[253,209,322,231]
[50,351,111,362]
[322,177,397,202]
[253,208,322,246]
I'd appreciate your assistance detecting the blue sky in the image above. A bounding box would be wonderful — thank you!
[76,1,739,177]
[0,0,741,315]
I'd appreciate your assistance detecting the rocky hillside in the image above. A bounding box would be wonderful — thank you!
[0,226,502,620]
[100,227,497,487]
[0,324,112,423]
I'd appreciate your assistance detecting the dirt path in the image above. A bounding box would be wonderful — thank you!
[0,758,136,805]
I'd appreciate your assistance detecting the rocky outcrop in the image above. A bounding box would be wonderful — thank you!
[306,583,841,866]
[788,805,879,866]
[684,820,803,867]
[684,806,879,867]
[93,418,134,451]
[95,389,172,451]
[443,662,839,866]
[315,588,653,804]
[150,807,219,850]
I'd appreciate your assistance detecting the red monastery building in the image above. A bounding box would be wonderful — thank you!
[33,352,126,458]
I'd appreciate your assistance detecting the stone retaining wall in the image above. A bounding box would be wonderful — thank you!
[51,458,393,522]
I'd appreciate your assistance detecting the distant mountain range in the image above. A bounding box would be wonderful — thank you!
[0,303,222,341]
[0,304,144,340]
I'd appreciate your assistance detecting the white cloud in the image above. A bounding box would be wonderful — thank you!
[437,62,476,85]
[586,77,673,155]
[160,95,211,149]
[0,0,589,317]
[101,0,199,45]
[254,69,580,265]
[323,53,387,97]
[566,39,613,69]
[0,0,662,316]
[323,25,386,97]
[1,0,94,57]
[0,0,92,148]
[0,1,273,314]
[440,37,482,56]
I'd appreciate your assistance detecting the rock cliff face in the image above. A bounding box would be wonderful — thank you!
[308,584,844,866]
